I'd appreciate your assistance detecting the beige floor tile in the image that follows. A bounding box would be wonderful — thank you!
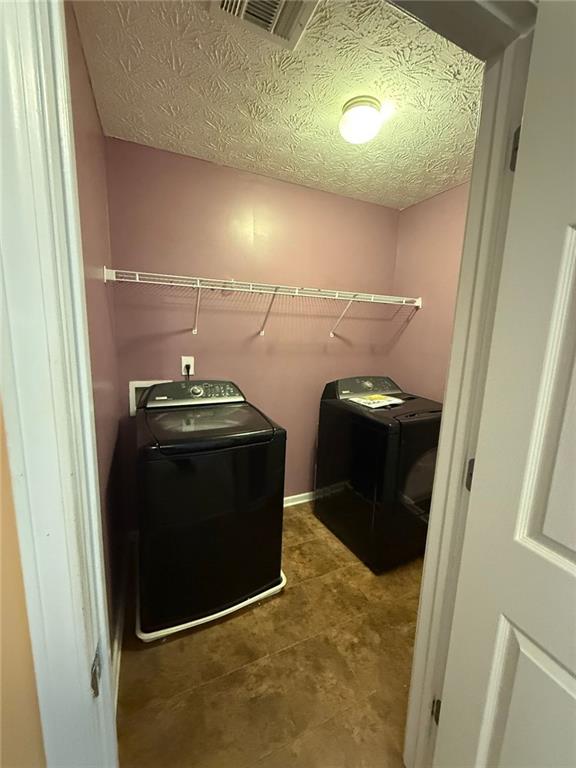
[326,612,416,702]
[254,692,405,768]
[118,502,423,768]
[119,631,362,768]
[300,565,370,628]
[343,557,424,603]
[282,508,321,548]
[282,536,342,584]
[245,582,324,655]
[119,606,270,713]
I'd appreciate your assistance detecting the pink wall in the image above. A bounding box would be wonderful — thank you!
[105,139,399,496]
[388,184,469,402]
[65,6,121,624]
[104,139,468,496]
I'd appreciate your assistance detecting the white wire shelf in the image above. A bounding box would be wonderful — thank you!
[104,267,422,307]
[103,267,422,337]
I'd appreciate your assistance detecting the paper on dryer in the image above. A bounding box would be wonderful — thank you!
[348,394,404,409]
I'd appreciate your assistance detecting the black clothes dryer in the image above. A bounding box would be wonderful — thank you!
[136,380,286,641]
[314,376,442,573]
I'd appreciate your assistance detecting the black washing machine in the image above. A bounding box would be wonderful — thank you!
[314,376,442,573]
[136,380,286,641]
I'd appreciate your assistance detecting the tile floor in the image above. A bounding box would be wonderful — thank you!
[117,503,423,768]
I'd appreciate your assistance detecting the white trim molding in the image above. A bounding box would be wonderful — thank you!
[136,572,287,643]
[284,490,318,508]
[110,538,132,713]
[111,599,125,715]
[1,2,117,765]
[403,32,534,768]
[284,482,349,508]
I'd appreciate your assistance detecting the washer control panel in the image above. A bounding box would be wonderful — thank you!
[140,380,245,409]
[337,376,402,399]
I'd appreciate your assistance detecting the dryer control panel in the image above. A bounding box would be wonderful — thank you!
[140,380,245,409]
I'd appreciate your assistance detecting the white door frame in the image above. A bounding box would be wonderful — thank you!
[1,1,117,766]
[0,1,533,765]
[403,31,533,768]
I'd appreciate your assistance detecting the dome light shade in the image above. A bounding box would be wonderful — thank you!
[339,96,396,145]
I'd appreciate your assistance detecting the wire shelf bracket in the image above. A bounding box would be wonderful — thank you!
[104,267,423,337]
[192,286,202,335]
[330,296,356,338]
[259,288,279,336]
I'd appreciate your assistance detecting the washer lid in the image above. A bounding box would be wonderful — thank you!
[144,402,276,454]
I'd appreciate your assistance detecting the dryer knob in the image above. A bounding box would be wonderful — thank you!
[191,386,203,397]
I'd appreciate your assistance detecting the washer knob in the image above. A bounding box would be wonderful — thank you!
[191,385,203,397]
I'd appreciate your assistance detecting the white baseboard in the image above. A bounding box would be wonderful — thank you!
[283,490,318,508]
[111,538,132,713]
[284,481,348,508]
[111,593,124,714]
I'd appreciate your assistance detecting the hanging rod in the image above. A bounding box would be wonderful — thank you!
[103,268,423,308]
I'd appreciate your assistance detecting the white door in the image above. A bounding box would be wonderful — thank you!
[434,2,576,766]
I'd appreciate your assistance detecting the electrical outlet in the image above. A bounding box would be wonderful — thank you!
[181,356,195,376]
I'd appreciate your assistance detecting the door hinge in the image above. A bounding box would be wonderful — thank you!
[90,644,102,698]
[510,125,521,171]
[431,697,442,725]
[465,458,475,492]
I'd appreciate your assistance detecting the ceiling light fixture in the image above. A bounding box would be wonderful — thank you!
[339,96,396,145]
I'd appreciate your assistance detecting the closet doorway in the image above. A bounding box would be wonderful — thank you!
[2,4,536,765]
[66,2,529,766]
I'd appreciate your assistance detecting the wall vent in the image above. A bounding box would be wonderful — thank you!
[212,0,319,50]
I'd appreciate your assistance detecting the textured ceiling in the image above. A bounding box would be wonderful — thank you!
[74,0,483,209]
